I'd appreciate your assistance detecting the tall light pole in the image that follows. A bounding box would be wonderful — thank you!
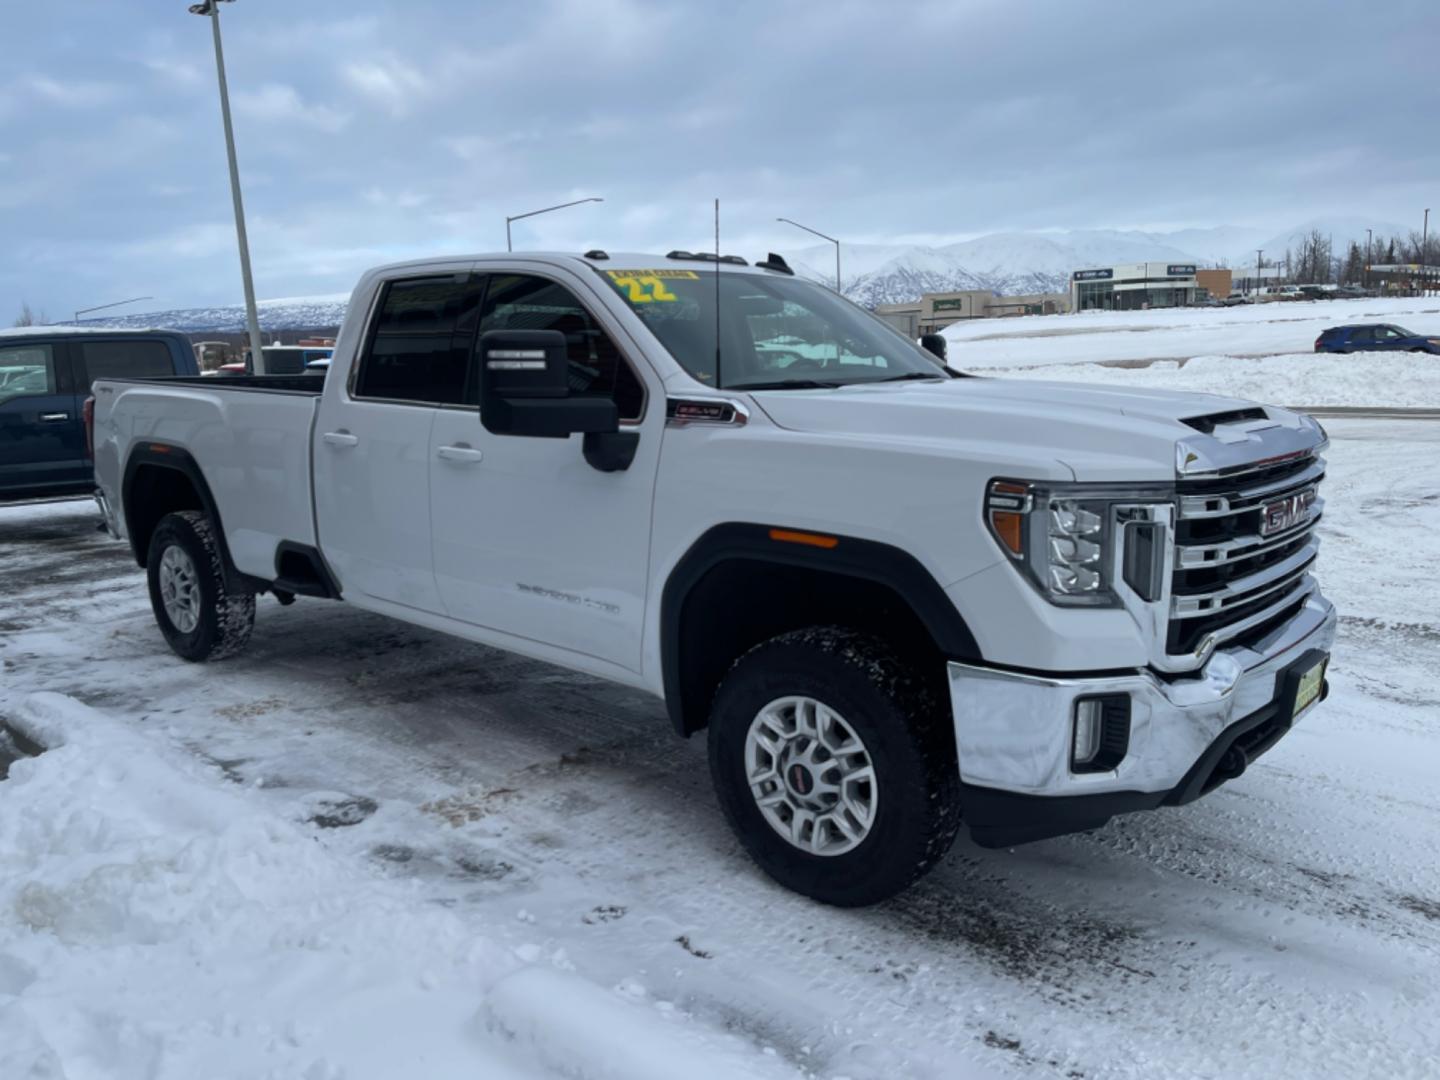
[190,0,266,374]
[777,218,842,295]
[75,296,153,326]
[1366,227,1372,291]
[505,197,604,252]
[1254,249,1263,299]
[1423,208,1431,296]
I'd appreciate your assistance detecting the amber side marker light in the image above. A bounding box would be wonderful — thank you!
[768,528,839,550]
[985,480,1031,558]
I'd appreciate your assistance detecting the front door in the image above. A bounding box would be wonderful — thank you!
[429,269,661,672]
[0,340,88,496]
[314,269,477,612]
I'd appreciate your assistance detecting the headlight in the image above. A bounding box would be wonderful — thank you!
[985,479,1170,607]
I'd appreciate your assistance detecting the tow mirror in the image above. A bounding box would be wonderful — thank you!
[919,333,948,361]
[476,329,638,472]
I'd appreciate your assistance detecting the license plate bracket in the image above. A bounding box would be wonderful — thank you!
[1281,649,1329,722]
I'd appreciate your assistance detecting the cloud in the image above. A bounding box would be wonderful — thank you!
[233,83,350,133]
[340,56,430,117]
[21,75,122,108]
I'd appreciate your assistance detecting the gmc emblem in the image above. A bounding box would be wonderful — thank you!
[1260,488,1316,537]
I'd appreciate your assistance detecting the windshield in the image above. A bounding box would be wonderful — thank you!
[600,268,949,389]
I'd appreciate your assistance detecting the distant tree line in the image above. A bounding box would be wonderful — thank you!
[11,302,48,327]
[1216,230,1440,286]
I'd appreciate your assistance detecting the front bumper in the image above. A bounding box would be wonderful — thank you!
[947,590,1336,847]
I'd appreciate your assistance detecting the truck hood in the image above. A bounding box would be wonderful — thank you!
[749,377,1320,483]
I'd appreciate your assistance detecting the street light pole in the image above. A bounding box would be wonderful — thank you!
[1423,208,1430,296]
[1254,249,1263,299]
[190,0,266,374]
[777,218,842,295]
[74,296,154,326]
[1365,227,1372,291]
[505,197,604,252]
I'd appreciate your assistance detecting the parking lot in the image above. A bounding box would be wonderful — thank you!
[2,415,1437,1080]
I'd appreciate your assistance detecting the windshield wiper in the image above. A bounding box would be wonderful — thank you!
[865,370,953,383]
[727,379,843,390]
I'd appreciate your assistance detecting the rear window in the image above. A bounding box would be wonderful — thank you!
[80,340,175,388]
[354,275,476,404]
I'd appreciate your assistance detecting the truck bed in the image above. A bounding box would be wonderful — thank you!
[109,374,327,395]
[92,375,323,580]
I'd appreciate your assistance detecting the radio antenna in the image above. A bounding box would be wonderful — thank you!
[714,197,722,390]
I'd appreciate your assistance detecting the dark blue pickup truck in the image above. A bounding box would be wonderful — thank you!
[0,328,198,500]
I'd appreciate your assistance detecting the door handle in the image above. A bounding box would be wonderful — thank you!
[39,412,71,422]
[322,431,359,448]
[436,444,484,464]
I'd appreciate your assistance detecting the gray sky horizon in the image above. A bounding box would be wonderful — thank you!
[2,0,1435,318]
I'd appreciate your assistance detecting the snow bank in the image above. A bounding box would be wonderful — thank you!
[0,692,802,1080]
[945,296,1440,369]
[977,352,1440,408]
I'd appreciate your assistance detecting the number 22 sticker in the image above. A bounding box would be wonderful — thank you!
[608,274,681,303]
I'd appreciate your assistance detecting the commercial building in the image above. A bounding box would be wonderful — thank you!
[875,289,1068,336]
[1070,262,1200,311]
[1194,268,1233,300]
[1366,263,1440,296]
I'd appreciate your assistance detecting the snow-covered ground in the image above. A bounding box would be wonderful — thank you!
[943,297,1440,408]
[2,416,1438,1079]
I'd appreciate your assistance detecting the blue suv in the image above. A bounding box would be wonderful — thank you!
[1314,324,1440,354]
[0,328,197,500]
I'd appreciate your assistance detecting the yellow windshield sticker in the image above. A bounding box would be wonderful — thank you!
[605,270,697,304]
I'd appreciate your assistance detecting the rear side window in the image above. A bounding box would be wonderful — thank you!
[475,274,645,420]
[0,344,57,405]
[355,275,476,404]
[79,340,174,389]
[1349,327,1374,344]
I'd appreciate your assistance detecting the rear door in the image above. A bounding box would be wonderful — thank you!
[0,339,88,495]
[313,268,478,613]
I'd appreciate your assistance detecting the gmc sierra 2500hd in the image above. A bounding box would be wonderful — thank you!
[90,250,1335,906]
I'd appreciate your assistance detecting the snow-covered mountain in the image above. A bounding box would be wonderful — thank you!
[783,218,1411,306]
[65,217,1420,332]
[75,294,350,334]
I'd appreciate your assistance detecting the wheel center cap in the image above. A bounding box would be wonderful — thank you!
[786,762,815,797]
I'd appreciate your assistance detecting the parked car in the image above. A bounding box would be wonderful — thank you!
[91,250,1335,906]
[1221,293,1252,306]
[1,328,197,499]
[1314,324,1440,354]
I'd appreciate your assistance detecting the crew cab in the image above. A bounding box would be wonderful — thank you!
[1,327,196,500]
[90,252,1336,905]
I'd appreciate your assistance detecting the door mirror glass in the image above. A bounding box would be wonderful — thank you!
[477,329,619,439]
[919,333,948,361]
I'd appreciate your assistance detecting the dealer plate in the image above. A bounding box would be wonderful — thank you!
[1292,656,1327,720]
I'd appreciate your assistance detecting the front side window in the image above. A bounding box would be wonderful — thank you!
[355,275,475,404]
[79,340,173,388]
[0,344,56,405]
[601,270,949,389]
[475,274,645,420]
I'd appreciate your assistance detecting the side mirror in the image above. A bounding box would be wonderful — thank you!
[478,329,616,438]
[476,329,638,471]
[919,333,948,361]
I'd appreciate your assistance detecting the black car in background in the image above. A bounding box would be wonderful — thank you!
[0,328,198,499]
[1315,324,1440,354]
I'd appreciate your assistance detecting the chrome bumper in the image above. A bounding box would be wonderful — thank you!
[947,588,1336,798]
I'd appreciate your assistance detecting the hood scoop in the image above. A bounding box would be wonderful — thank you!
[1180,407,1268,435]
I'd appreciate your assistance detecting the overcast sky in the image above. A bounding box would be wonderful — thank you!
[1,0,1435,318]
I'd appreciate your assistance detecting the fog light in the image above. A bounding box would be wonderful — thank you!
[1071,694,1131,773]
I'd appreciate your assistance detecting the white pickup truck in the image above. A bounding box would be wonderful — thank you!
[91,250,1335,905]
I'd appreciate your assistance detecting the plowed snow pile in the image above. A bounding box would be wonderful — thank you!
[0,693,803,1080]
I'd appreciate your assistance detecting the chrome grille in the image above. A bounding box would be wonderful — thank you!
[1167,450,1324,656]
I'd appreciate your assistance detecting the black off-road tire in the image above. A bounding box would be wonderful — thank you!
[707,627,961,906]
[146,510,255,662]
